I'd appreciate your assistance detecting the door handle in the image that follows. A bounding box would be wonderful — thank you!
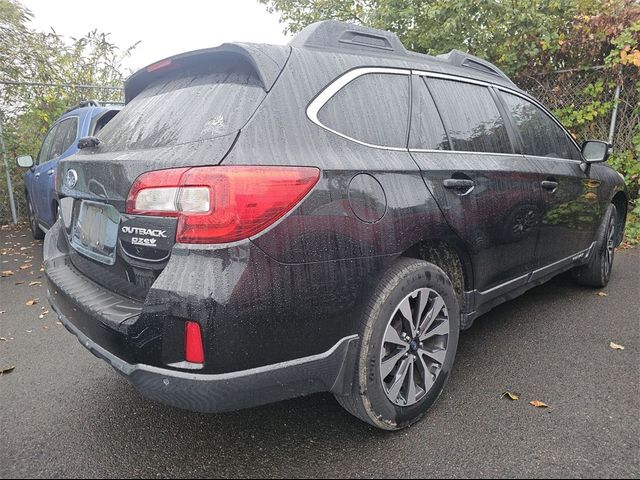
[444,179,475,190]
[541,180,558,191]
[35,173,41,178]
[47,169,55,176]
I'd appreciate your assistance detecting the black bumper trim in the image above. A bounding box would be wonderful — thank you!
[50,293,359,413]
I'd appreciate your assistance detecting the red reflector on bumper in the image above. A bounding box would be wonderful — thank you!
[185,321,204,364]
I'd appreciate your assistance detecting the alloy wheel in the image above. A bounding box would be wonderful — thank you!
[28,201,37,233]
[379,288,450,407]
[604,216,615,278]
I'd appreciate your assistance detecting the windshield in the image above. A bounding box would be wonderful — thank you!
[96,67,266,152]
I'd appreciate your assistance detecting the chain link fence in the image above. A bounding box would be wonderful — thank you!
[0,81,123,224]
[1,68,638,224]
[517,67,638,155]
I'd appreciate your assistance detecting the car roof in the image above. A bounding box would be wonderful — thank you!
[56,103,122,122]
[287,21,518,89]
[125,21,520,104]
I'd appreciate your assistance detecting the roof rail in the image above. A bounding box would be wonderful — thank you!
[62,99,124,114]
[436,50,514,84]
[63,100,101,114]
[289,20,408,56]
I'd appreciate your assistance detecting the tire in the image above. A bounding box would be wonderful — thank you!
[572,203,617,288]
[336,258,460,430]
[27,197,45,240]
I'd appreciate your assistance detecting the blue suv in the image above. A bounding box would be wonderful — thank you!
[17,101,121,239]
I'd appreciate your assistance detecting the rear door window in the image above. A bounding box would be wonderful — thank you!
[97,65,266,152]
[317,73,410,148]
[409,77,450,150]
[37,124,58,164]
[500,91,581,160]
[427,79,512,154]
[47,117,78,160]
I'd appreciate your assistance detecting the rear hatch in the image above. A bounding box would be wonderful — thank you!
[57,45,289,300]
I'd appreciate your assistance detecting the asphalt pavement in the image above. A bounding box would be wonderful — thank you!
[1,223,638,479]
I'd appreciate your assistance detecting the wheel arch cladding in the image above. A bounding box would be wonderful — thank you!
[400,239,471,307]
[611,191,628,246]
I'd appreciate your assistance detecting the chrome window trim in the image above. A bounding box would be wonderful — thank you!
[307,66,582,158]
[412,69,583,160]
[409,148,525,158]
[306,67,412,152]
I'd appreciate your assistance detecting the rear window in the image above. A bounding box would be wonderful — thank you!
[97,66,266,152]
[317,73,410,148]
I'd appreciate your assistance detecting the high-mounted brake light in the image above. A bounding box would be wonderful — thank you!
[126,166,320,244]
[146,58,175,73]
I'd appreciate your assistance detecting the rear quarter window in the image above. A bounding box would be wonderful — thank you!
[97,65,266,152]
[427,79,512,154]
[317,73,410,148]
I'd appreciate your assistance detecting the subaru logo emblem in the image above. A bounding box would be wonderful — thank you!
[65,169,78,189]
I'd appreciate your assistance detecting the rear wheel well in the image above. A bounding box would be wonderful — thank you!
[611,192,628,245]
[400,240,471,306]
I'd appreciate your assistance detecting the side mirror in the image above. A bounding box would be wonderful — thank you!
[16,155,34,168]
[581,140,610,163]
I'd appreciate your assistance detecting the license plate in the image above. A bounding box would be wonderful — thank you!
[70,201,120,265]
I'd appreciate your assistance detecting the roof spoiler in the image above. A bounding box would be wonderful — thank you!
[124,43,290,103]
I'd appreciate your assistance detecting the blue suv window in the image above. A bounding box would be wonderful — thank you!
[37,124,59,164]
[46,117,78,161]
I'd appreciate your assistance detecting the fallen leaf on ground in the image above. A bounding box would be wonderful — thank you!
[56,321,62,326]
[0,337,6,341]
[29,281,41,286]
[501,391,520,401]
[0,365,15,375]
[529,400,549,408]
[19,264,32,270]
[609,342,625,350]
[25,299,39,306]
[14,281,24,285]
[1,270,14,277]
[596,291,608,297]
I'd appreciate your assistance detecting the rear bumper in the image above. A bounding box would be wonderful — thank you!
[49,293,358,412]
[45,221,360,412]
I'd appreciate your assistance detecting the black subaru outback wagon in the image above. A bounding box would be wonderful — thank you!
[46,21,628,430]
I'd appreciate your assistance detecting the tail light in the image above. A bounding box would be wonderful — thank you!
[184,321,204,364]
[126,166,320,244]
